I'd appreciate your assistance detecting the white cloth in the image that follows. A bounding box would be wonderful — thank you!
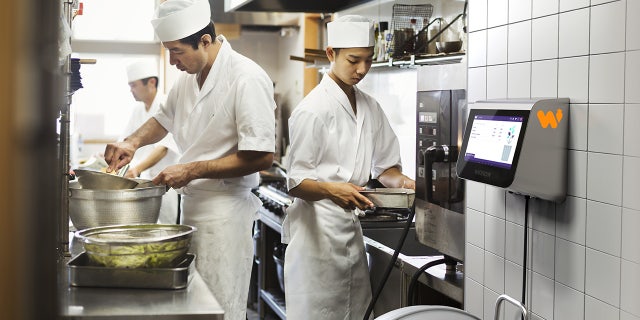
[126,60,157,83]
[282,74,402,319]
[153,35,275,320]
[121,93,180,224]
[154,35,276,196]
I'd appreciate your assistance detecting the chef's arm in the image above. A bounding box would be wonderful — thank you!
[377,166,416,190]
[153,150,273,189]
[289,180,374,210]
[124,146,168,178]
[105,118,168,173]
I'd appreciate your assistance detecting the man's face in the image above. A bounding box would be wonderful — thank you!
[328,47,374,86]
[163,38,207,74]
[128,79,151,102]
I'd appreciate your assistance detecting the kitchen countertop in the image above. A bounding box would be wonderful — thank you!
[58,233,224,320]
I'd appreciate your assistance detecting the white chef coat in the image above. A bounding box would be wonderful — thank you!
[283,74,402,320]
[153,35,275,320]
[121,93,180,224]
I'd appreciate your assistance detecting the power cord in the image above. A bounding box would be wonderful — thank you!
[406,258,447,306]
[522,195,530,320]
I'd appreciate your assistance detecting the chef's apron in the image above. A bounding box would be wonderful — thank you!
[181,188,261,320]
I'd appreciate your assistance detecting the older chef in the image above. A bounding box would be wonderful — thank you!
[121,60,180,224]
[103,1,276,319]
[282,15,415,319]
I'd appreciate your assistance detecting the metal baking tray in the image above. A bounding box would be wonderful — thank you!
[68,252,196,289]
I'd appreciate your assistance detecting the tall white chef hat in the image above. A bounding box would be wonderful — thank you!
[126,60,158,83]
[327,15,375,48]
[151,0,211,42]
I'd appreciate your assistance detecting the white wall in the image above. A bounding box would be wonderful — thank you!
[464,1,640,320]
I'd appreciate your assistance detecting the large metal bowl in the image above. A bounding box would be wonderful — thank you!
[74,169,139,190]
[69,180,166,230]
[360,188,416,209]
[74,224,196,268]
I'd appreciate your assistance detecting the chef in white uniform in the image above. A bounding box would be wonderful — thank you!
[121,60,180,224]
[103,1,276,319]
[282,15,416,320]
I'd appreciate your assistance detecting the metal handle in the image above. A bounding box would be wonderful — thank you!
[494,294,527,320]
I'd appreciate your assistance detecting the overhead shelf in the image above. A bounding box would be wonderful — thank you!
[290,51,465,71]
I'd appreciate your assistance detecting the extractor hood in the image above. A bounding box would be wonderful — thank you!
[209,0,300,27]
[223,0,374,13]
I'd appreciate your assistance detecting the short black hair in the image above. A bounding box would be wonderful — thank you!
[140,77,158,89]
[179,21,217,50]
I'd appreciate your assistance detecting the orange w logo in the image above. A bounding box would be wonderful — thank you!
[537,109,563,128]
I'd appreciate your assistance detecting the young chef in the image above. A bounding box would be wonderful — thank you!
[121,60,180,224]
[103,0,276,319]
[282,15,416,319]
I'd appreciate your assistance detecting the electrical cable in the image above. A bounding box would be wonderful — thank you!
[406,258,447,306]
[522,195,530,320]
[363,206,416,320]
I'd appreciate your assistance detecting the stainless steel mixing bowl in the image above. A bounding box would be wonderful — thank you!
[74,169,139,190]
[75,224,196,268]
[69,180,166,230]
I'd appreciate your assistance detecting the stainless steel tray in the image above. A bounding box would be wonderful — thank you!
[68,252,196,289]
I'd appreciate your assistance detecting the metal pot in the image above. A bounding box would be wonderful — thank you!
[69,180,166,230]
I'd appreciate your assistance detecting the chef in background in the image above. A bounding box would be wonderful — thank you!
[282,15,415,320]
[103,1,275,319]
[121,60,180,224]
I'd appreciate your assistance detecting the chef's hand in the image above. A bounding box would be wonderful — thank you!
[326,182,374,211]
[401,178,416,190]
[124,167,140,179]
[104,141,136,173]
[152,163,193,189]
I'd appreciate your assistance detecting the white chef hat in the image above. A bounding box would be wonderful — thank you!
[327,15,375,48]
[126,60,158,83]
[151,0,211,42]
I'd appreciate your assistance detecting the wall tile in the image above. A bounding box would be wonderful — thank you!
[508,20,532,63]
[506,192,526,225]
[560,0,590,12]
[629,0,640,51]
[585,295,620,320]
[530,198,556,235]
[469,31,488,68]
[485,185,506,218]
[626,50,640,103]
[587,152,623,206]
[467,208,485,248]
[484,251,505,293]
[591,0,619,5]
[487,26,508,65]
[623,156,640,211]
[531,272,555,320]
[554,282,585,320]
[588,104,624,154]
[589,52,625,103]
[557,196,587,245]
[505,221,525,264]
[485,214,506,257]
[532,15,559,61]
[483,287,501,320]
[465,277,484,318]
[620,259,640,317]
[622,311,640,320]
[467,243,485,283]
[555,238,586,291]
[559,8,590,58]
[504,261,526,319]
[468,67,487,103]
[568,104,588,150]
[488,0,509,28]
[507,62,531,98]
[531,59,558,98]
[558,56,589,104]
[469,0,488,32]
[625,104,640,156]
[509,0,532,23]
[622,208,640,263]
[568,150,588,198]
[586,200,622,255]
[533,0,560,17]
[590,0,626,55]
[532,230,556,278]
[486,65,508,99]
[467,180,486,212]
[585,248,621,307]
